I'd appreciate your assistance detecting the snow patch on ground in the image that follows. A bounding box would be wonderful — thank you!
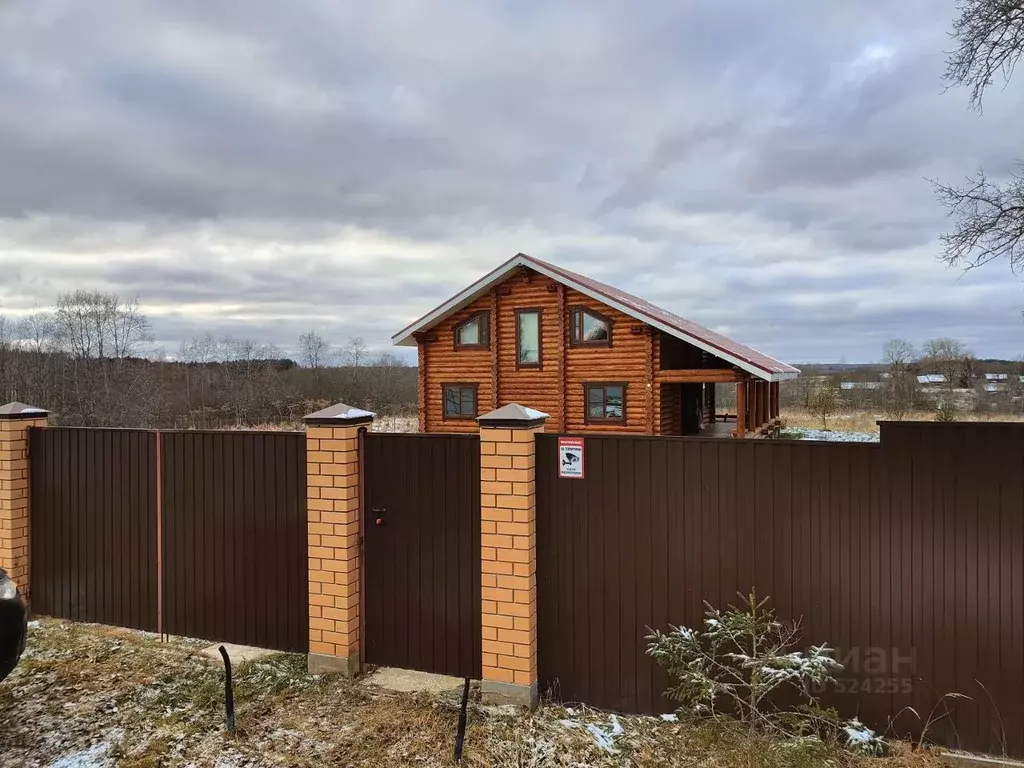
[780,428,879,443]
[48,741,114,767]
[562,714,625,753]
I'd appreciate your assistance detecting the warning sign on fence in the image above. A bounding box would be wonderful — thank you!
[557,437,584,479]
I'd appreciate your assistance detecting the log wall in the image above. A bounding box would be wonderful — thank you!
[419,269,741,435]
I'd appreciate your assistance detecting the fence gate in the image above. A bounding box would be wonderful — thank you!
[363,433,481,678]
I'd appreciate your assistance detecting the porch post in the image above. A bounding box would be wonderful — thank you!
[303,402,375,675]
[478,403,547,707]
[756,381,766,431]
[0,403,49,598]
[735,382,746,437]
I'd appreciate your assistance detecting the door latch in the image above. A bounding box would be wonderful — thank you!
[372,507,386,526]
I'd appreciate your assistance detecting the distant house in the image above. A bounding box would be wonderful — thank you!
[393,253,799,438]
[840,381,881,391]
[917,374,947,385]
[984,373,1009,382]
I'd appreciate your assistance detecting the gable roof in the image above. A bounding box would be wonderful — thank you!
[392,253,800,381]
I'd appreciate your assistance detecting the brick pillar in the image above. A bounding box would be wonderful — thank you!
[0,402,49,596]
[478,403,547,707]
[303,402,375,675]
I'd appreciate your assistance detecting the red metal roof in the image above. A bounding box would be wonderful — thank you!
[521,254,799,377]
[392,253,799,380]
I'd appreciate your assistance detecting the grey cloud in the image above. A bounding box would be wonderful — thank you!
[0,0,1023,362]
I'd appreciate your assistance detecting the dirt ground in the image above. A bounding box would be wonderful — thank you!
[0,620,948,767]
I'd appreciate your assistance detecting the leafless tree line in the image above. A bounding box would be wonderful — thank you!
[776,337,1023,420]
[0,293,416,429]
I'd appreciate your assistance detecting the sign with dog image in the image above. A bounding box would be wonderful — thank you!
[557,437,584,479]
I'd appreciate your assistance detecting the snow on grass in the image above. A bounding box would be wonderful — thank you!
[560,713,625,753]
[48,740,115,767]
[779,428,879,443]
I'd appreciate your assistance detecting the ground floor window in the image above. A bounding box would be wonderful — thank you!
[443,383,478,419]
[585,383,626,423]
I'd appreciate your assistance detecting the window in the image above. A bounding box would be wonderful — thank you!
[570,307,612,346]
[516,308,542,368]
[443,383,478,419]
[585,383,626,423]
[453,312,488,350]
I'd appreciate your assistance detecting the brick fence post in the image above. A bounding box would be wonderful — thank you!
[303,402,375,675]
[478,403,547,707]
[0,402,49,598]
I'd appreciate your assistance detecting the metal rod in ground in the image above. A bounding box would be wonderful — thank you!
[218,645,236,734]
[453,677,471,762]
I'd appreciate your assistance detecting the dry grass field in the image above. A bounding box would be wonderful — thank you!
[780,407,1024,434]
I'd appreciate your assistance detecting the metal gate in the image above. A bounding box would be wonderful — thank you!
[362,433,481,678]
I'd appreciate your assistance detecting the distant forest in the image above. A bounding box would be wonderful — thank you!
[3,291,1020,428]
[0,291,416,429]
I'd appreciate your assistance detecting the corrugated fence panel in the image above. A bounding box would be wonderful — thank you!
[30,427,158,632]
[537,425,1024,757]
[363,433,481,679]
[162,431,307,653]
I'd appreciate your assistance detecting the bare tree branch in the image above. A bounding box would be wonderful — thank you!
[933,164,1024,273]
[945,0,1024,112]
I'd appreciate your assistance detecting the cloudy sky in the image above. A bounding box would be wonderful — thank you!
[1,0,1022,364]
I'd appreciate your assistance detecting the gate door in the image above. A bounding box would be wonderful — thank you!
[363,433,481,678]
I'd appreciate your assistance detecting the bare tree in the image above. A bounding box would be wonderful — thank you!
[921,337,971,390]
[109,296,153,358]
[945,0,1024,112]
[18,311,56,354]
[53,290,152,359]
[220,337,285,426]
[882,339,918,420]
[936,0,1024,273]
[298,329,331,369]
[808,386,844,431]
[883,338,916,369]
[934,167,1024,273]
[340,336,369,367]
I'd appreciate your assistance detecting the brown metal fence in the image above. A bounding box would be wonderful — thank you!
[29,427,308,652]
[362,433,482,678]
[536,423,1024,757]
[162,431,308,653]
[30,428,159,632]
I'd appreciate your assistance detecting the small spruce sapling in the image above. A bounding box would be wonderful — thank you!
[935,399,958,422]
[646,590,886,754]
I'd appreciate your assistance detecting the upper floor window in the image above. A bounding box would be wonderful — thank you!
[516,309,542,368]
[570,307,612,347]
[453,312,489,350]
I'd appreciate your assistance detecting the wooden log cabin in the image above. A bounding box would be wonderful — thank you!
[392,253,799,437]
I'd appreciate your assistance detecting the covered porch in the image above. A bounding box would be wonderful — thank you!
[655,369,782,439]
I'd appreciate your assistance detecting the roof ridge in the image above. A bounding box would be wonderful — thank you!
[518,253,795,373]
[393,253,799,380]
